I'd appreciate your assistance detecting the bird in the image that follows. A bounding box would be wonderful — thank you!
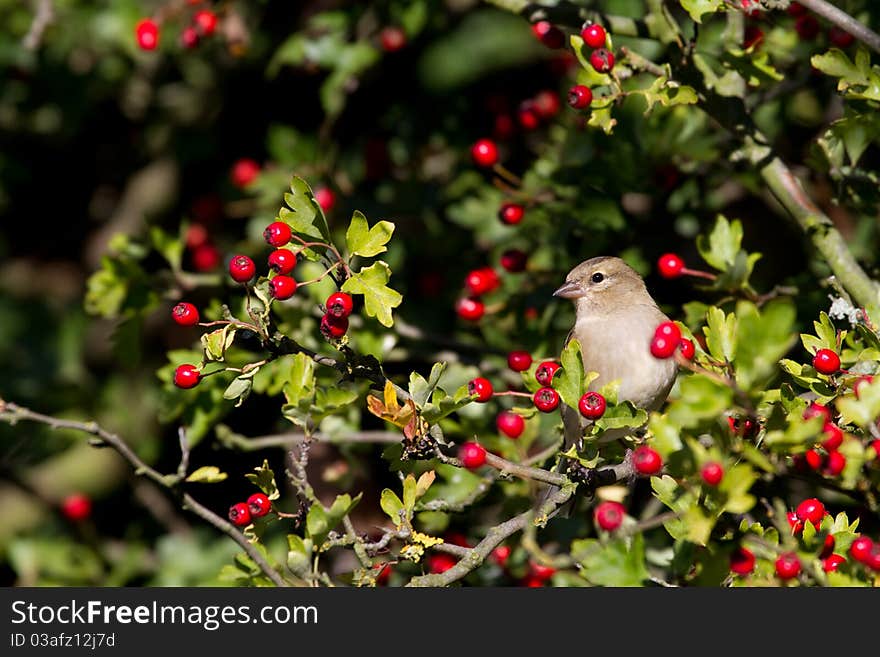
[553,256,678,448]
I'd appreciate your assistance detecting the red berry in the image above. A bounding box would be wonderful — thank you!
[173,364,201,389]
[465,267,501,296]
[191,243,221,271]
[499,202,525,225]
[455,297,485,321]
[517,102,541,131]
[314,187,336,212]
[589,48,615,73]
[375,563,392,585]
[247,493,271,518]
[459,442,487,469]
[813,349,841,375]
[728,416,757,437]
[657,253,684,279]
[580,23,607,49]
[655,321,682,343]
[803,402,831,423]
[866,545,880,572]
[500,249,528,273]
[531,21,564,49]
[850,536,874,563]
[533,90,561,119]
[268,248,297,274]
[795,14,820,40]
[804,448,824,471]
[228,502,251,527]
[320,314,348,340]
[823,554,846,573]
[491,545,511,567]
[787,2,807,16]
[824,450,846,476]
[871,439,880,460]
[135,18,159,51]
[535,361,561,386]
[678,338,695,360]
[533,387,560,413]
[567,85,593,110]
[821,423,844,451]
[468,377,494,403]
[229,255,256,283]
[775,552,801,580]
[194,10,218,36]
[787,511,804,535]
[493,114,515,140]
[522,575,545,587]
[829,27,855,48]
[497,411,525,439]
[701,462,724,486]
[270,275,297,300]
[181,26,200,49]
[632,446,662,475]
[820,534,836,559]
[61,493,92,522]
[650,335,677,359]
[263,221,292,247]
[578,392,606,419]
[730,547,755,575]
[172,302,200,327]
[529,561,556,581]
[326,292,354,319]
[185,224,209,249]
[230,158,260,188]
[507,350,532,372]
[594,500,625,531]
[471,139,499,168]
[428,553,457,574]
[743,26,764,49]
[795,498,826,527]
[380,26,406,53]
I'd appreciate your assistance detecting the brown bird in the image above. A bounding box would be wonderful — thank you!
[554,256,678,447]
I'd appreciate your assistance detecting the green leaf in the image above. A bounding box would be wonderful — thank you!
[409,362,446,407]
[734,300,797,389]
[282,353,317,427]
[704,306,737,363]
[631,76,698,115]
[341,261,402,327]
[223,377,253,407]
[648,413,683,457]
[402,475,418,513]
[554,339,598,411]
[306,505,329,544]
[420,385,473,423]
[286,535,312,577]
[837,377,880,426]
[277,177,331,260]
[667,376,734,429]
[185,466,228,484]
[697,215,743,272]
[201,326,237,362]
[578,534,650,586]
[719,463,757,514]
[594,401,648,431]
[812,47,880,102]
[587,103,617,135]
[679,0,722,23]
[150,226,183,272]
[245,460,280,500]
[345,211,395,258]
[764,415,823,450]
[380,489,405,525]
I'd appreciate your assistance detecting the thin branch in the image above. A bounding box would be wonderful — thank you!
[485,452,568,486]
[217,427,401,451]
[796,0,880,55]
[22,0,53,51]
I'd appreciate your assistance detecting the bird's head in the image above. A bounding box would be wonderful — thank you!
[553,256,652,313]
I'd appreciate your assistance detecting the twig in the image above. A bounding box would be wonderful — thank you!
[485,452,568,486]
[796,0,880,55]
[22,0,53,51]
[217,427,402,451]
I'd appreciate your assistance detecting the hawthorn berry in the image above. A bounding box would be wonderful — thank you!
[803,402,831,423]
[795,14,820,40]
[135,18,159,51]
[775,552,801,580]
[522,575,545,587]
[468,377,494,402]
[594,500,625,531]
[828,27,855,48]
[787,511,804,535]
[650,335,676,359]
[823,554,846,573]
[578,391,606,419]
[567,85,593,110]
[580,23,607,49]
[497,411,525,439]
[787,2,807,16]
[172,302,199,327]
[314,187,336,212]
[535,361,561,386]
[531,21,564,49]
[465,267,501,296]
[499,202,525,225]
[380,26,407,53]
[427,553,457,574]
[820,534,835,560]
[813,349,840,375]
[655,321,681,343]
[871,439,880,460]
[529,561,556,581]
[228,502,251,527]
[824,450,846,476]
[491,545,511,567]
[795,498,825,527]
[375,563,392,586]
[743,26,764,49]
[194,9,218,36]
[678,338,695,360]
[185,224,209,249]
[632,446,663,475]
[191,243,221,271]
[459,442,487,469]
[589,48,615,74]
[320,314,348,340]
[494,114,515,140]
[729,547,755,575]
[229,255,256,283]
[701,462,724,486]
[507,351,532,372]
[181,26,199,49]
[263,221,292,247]
[517,102,541,131]
[533,387,560,412]
[657,253,685,279]
[533,90,561,119]
[821,423,844,451]
[230,158,260,188]
[471,139,499,168]
[61,493,92,522]
[804,448,823,471]
[270,275,297,300]
[500,249,528,273]
[326,292,354,319]
[247,493,271,518]
[850,536,873,563]
[727,416,757,437]
[268,248,296,275]
[866,545,880,572]
[455,297,485,321]
[173,364,201,389]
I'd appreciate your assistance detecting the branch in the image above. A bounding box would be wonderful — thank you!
[22,0,53,51]
[216,425,401,451]
[484,452,568,486]
[796,0,880,55]
[0,399,289,588]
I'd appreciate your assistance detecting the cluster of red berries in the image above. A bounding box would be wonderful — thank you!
[135,5,219,52]
[228,492,272,527]
[488,542,554,587]
[456,251,529,321]
[649,320,695,361]
[582,23,614,74]
[793,402,848,476]
[321,292,353,341]
[742,2,855,51]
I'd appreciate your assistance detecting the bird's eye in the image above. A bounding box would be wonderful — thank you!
[591,272,604,284]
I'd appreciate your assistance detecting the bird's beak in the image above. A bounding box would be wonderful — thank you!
[553,280,583,299]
